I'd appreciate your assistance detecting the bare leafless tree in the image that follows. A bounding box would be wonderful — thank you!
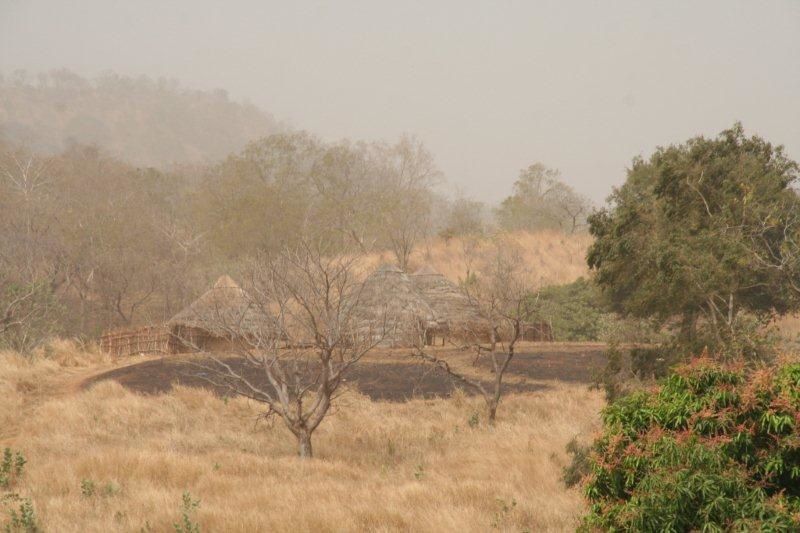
[0,148,63,351]
[557,188,591,234]
[495,163,591,234]
[0,270,60,352]
[308,141,380,254]
[188,242,385,458]
[376,136,441,270]
[0,279,37,336]
[411,240,539,423]
[0,151,53,205]
[383,194,431,271]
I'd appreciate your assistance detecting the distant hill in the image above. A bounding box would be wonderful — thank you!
[0,69,281,166]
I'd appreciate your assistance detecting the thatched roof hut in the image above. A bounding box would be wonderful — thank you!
[353,264,439,347]
[168,275,277,350]
[411,265,489,339]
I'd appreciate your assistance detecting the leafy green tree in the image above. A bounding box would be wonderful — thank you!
[495,163,590,233]
[438,196,487,240]
[194,133,439,269]
[193,132,320,258]
[588,123,800,358]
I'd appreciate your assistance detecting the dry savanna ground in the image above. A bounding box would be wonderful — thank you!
[0,341,604,532]
[775,314,800,350]
[363,230,592,286]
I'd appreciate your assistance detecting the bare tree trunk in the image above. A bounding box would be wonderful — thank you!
[395,242,412,272]
[487,400,498,424]
[487,372,504,424]
[486,324,518,424]
[296,431,313,459]
[707,299,723,346]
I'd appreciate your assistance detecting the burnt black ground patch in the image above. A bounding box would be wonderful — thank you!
[84,347,605,402]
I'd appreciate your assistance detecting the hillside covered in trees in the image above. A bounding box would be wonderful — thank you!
[0,70,281,167]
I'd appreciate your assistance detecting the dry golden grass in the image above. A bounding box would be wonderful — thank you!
[1,345,603,532]
[363,230,592,287]
[0,340,113,441]
[775,314,800,343]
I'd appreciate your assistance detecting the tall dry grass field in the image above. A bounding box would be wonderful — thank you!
[1,346,603,532]
[0,341,112,441]
[363,230,592,286]
[775,314,800,343]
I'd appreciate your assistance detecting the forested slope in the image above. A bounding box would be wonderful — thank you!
[0,70,281,166]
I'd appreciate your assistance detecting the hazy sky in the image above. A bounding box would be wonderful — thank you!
[1,0,798,204]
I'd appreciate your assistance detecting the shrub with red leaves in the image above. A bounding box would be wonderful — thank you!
[581,357,800,531]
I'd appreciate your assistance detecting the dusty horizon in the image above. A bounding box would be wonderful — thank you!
[1,0,798,204]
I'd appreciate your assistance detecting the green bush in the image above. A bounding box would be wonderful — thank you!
[0,449,25,490]
[534,278,661,343]
[4,499,39,533]
[80,479,96,498]
[535,278,606,341]
[581,357,800,531]
[174,491,200,533]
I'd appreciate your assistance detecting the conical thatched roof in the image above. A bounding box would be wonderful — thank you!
[412,264,440,276]
[411,265,489,336]
[168,275,276,337]
[353,264,439,347]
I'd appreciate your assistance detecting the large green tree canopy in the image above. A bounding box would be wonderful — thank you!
[587,124,800,350]
[495,163,590,234]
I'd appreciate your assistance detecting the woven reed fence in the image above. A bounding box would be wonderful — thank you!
[100,325,177,356]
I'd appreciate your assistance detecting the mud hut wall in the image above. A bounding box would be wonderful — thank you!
[170,325,213,353]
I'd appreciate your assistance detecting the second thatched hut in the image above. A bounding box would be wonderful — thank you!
[352,264,440,347]
[410,265,490,343]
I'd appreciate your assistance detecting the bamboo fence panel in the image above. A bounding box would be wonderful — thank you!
[100,325,176,356]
